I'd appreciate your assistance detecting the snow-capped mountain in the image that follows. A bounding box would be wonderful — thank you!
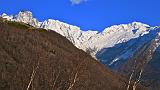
[1,11,99,53]
[0,11,154,56]
[1,11,160,89]
[1,11,160,59]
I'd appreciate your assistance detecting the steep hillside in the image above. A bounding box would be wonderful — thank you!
[0,18,146,90]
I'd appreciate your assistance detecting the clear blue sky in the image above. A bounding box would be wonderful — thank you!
[0,0,160,31]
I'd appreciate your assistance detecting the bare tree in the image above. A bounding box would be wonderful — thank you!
[51,70,61,89]
[67,71,78,90]
[67,56,87,90]
[127,64,136,90]
[27,61,39,90]
[132,69,143,90]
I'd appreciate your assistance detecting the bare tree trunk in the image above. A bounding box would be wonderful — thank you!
[52,70,61,89]
[132,69,143,90]
[67,57,87,90]
[27,62,39,90]
[67,72,78,90]
[127,69,135,90]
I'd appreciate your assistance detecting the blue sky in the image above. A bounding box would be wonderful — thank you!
[0,0,160,31]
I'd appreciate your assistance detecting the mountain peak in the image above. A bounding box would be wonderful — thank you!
[1,13,7,16]
[131,21,150,26]
[1,13,14,21]
[16,11,33,20]
[15,11,39,27]
[19,10,32,15]
[103,22,150,33]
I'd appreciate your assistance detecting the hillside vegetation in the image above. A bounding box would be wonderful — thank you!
[0,18,146,90]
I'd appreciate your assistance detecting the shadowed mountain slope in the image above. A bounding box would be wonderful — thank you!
[96,27,160,90]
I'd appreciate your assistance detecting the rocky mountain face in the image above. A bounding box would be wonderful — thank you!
[0,18,147,90]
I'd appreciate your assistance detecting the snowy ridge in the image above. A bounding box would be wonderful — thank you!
[96,27,160,69]
[0,11,98,50]
[1,11,159,59]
